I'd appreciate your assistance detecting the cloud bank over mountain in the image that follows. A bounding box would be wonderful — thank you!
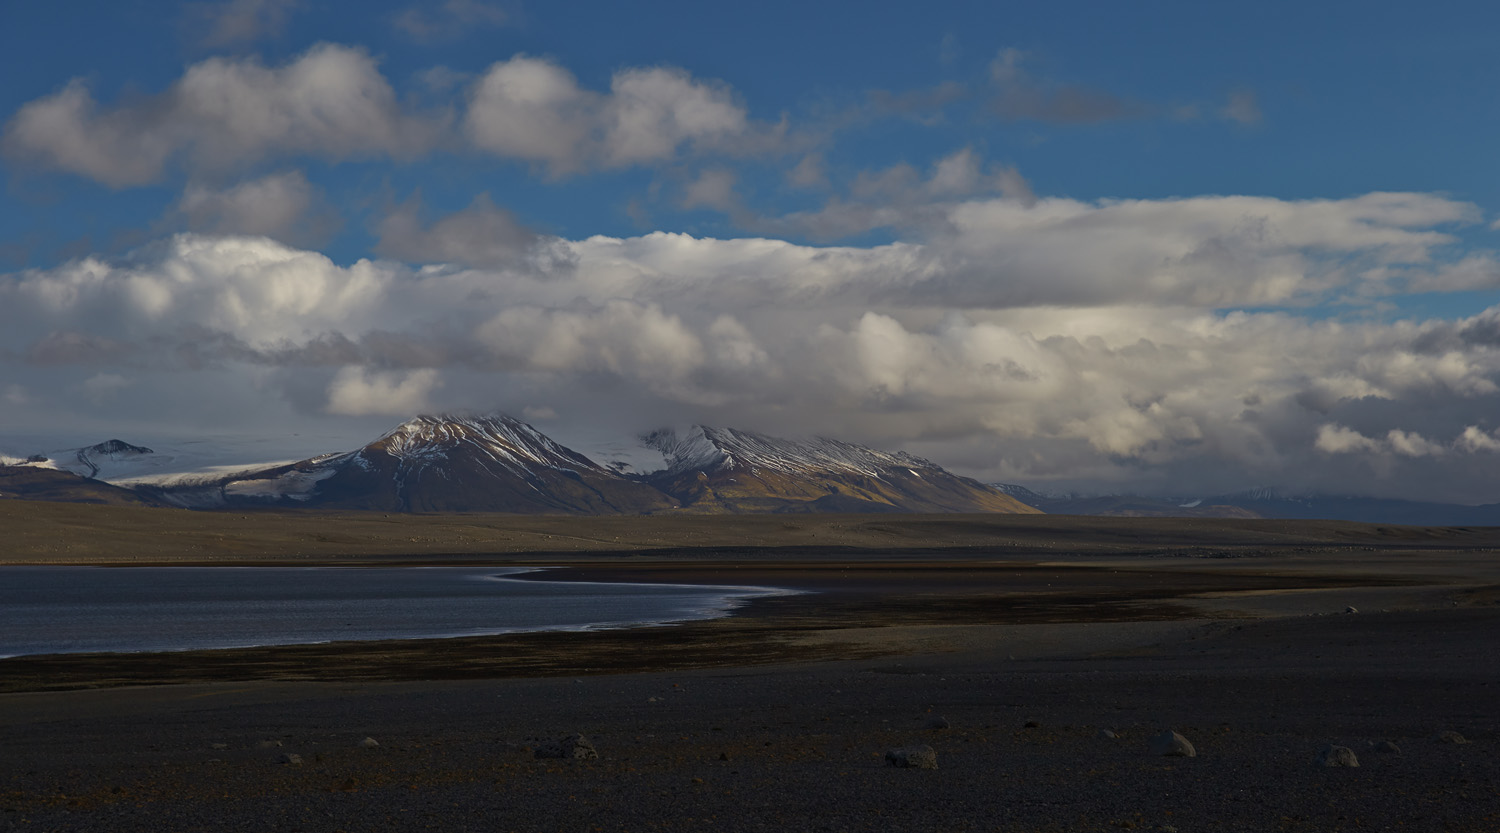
[4,184,1500,501]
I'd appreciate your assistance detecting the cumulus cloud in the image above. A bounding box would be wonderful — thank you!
[374,192,542,269]
[174,171,340,246]
[1457,425,1500,452]
[3,44,444,186]
[326,367,441,416]
[760,147,1034,240]
[5,186,1500,500]
[393,0,509,42]
[464,55,780,175]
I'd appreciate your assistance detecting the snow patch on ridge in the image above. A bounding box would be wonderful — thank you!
[643,425,937,478]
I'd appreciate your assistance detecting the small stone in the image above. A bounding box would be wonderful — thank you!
[1024,720,1040,729]
[358,737,380,748]
[1097,729,1118,740]
[210,743,228,750]
[1434,730,1468,744]
[280,753,303,766]
[1371,740,1401,755]
[535,733,598,760]
[718,752,730,761]
[924,715,950,730]
[256,740,283,749]
[884,745,938,769]
[1344,606,1358,614]
[1150,730,1196,758]
[1318,744,1359,767]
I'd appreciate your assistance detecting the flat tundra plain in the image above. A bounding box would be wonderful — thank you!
[2,504,1498,831]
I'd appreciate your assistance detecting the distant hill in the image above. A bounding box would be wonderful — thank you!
[992,484,1500,525]
[0,466,160,506]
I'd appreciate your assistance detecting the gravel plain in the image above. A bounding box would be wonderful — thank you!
[2,516,1499,832]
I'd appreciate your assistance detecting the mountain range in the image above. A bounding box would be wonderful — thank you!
[0,415,1037,516]
[992,484,1500,526]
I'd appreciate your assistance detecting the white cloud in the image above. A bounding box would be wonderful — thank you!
[1315,424,1382,454]
[326,367,441,416]
[5,184,1500,499]
[464,55,778,175]
[1457,425,1500,452]
[3,44,444,186]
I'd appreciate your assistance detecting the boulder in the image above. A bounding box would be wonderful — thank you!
[924,715,950,730]
[1150,730,1196,758]
[1318,745,1359,767]
[885,745,938,769]
[359,737,380,749]
[1370,740,1401,755]
[280,753,303,766]
[1097,729,1118,740]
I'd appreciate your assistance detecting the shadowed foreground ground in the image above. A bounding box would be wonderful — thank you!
[2,508,1499,831]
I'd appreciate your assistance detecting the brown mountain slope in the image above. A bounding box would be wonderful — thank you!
[0,466,159,506]
[642,426,1040,515]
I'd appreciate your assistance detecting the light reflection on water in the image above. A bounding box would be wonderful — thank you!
[0,566,792,657]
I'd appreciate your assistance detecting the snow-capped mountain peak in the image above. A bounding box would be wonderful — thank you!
[363,414,603,476]
[643,425,932,479]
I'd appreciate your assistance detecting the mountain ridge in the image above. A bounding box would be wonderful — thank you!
[21,414,1033,516]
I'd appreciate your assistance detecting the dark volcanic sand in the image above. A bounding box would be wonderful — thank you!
[2,548,1499,831]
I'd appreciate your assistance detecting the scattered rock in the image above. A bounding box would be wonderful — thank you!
[1149,730,1196,758]
[924,715,950,730]
[1434,730,1469,744]
[279,753,303,766]
[1318,744,1359,767]
[358,737,380,749]
[1097,729,1118,740]
[885,745,938,769]
[256,740,283,749]
[1371,740,1401,755]
[535,734,598,760]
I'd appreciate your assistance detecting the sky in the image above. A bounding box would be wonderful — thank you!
[4,0,1500,501]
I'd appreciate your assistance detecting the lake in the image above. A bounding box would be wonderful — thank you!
[0,566,793,657]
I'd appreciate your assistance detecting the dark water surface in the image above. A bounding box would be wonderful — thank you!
[0,567,791,657]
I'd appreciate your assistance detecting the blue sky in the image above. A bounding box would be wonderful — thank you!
[4,0,1500,500]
